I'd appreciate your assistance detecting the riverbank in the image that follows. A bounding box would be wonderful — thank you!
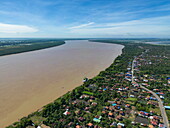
[0,40,124,127]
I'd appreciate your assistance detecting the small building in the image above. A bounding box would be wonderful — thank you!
[63,110,71,115]
[117,123,125,128]
[93,116,102,123]
[129,95,135,98]
[160,95,164,99]
[108,112,114,118]
[87,123,93,128]
[164,106,170,110]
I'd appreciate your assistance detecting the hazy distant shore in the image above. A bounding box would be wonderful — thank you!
[145,41,170,45]
[0,40,124,127]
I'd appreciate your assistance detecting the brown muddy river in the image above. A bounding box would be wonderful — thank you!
[0,40,123,127]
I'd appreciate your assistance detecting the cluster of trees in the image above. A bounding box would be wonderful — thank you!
[7,118,33,128]
[140,45,170,74]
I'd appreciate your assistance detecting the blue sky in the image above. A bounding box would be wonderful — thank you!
[0,0,170,38]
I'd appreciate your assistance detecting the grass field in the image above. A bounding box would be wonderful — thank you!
[126,97,137,101]
[82,91,94,95]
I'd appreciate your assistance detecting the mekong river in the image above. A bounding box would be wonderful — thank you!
[0,40,123,127]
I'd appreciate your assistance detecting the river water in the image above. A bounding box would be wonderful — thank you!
[0,40,123,127]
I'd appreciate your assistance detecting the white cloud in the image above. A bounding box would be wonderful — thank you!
[105,15,170,27]
[69,16,170,38]
[0,23,38,33]
[69,22,95,29]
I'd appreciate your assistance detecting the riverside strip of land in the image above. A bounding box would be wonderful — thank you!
[0,40,123,128]
[0,39,65,56]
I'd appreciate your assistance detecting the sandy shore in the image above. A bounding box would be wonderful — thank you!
[0,40,124,127]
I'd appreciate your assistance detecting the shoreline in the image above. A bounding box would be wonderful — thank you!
[0,40,124,128]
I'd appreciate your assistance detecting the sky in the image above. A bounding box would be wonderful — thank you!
[0,0,170,38]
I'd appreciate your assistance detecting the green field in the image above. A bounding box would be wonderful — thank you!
[126,97,138,101]
[82,91,94,95]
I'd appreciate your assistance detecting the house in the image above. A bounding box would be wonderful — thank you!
[129,95,135,98]
[109,106,115,111]
[76,125,82,128]
[85,107,90,111]
[90,96,95,100]
[93,116,102,123]
[148,124,154,128]
[63,110,71,115]
[127,67,131,70]
[167,77,170,80]
[75,110,81,115]
[98,90,103,93]
[104,106,109,110]
[110,122,117,127]
[102,111,106,114]
[158,123,166,128]
[156,92,164,95]
[153,89,160,91]
[107,101,115,104]
[117,123,125,128]
[146,96,157,101]
[80,94,89,99]
[112,103,117,106]
[131,121,136,125]
[153,116,160,120]
[93,118,101,123]
[147,101,158,106]
[142,83,149,86]
[168,80,170,84]
[160,95,164,99]
[117,101,121,105]
[115,105,121,110]
[119,111,125,116]
[108,112,114,118]
[133,83,139,87]
[138,111,149,117]
[125,104,131,108]
[151,121,158,126]
[150,111,154,115]
[67,122,73,127]
[116,115,123,121]
[143,79,148,82]
[144,74,148,77]
[87,123,94,128]
[78,117,85,122]
[91,102,97,106]
[140,123,148,127]
[164,106,170,110]
[103,88,107,91]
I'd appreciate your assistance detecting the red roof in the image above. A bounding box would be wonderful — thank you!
[151,121,157,126]
[87,123,93,126]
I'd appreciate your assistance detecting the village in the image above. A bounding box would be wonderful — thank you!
[7,41,170,128]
